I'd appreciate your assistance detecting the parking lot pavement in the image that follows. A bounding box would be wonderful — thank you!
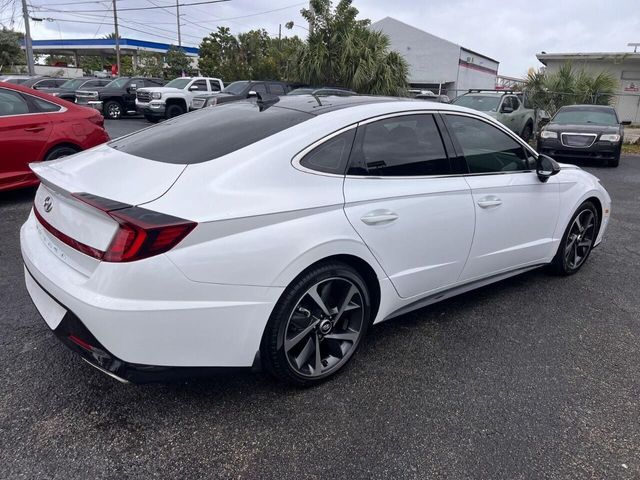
[105,117,150,139]
[1,157,639,479]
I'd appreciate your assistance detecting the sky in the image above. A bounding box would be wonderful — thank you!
[2,0,640,77]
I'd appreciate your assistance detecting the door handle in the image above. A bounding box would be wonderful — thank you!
[24,126,45,132]
[477,196,502,208]
[361,209,399,225]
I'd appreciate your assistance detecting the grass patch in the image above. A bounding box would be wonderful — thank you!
[622,143,640,155]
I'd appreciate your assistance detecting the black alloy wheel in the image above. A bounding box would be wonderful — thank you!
[262,262,371,386]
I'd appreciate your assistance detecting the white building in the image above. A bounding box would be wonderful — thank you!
[370,17,499,97]
[537,51,640,123]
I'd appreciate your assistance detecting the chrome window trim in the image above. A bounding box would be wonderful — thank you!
[0,87,67,118]
[291,108,539,179]
[560,132,597,148]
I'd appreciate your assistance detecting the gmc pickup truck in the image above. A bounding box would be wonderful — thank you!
[452,90,536,141]
[136,77,224,122]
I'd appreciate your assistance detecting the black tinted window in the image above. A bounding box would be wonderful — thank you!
[445,115,529,173]
[300,129,356,175]
[30,96,62,113]
[269,83,286,95]
[253,83,267,95]
[348,114,450,176]
[0,89,29,115]
[191,80,207,91]
[35,79,60,88]
[109,102,312,164]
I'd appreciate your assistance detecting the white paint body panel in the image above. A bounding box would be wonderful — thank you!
[20,100,612,370]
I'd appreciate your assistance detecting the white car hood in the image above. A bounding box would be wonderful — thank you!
[138,87,186,94]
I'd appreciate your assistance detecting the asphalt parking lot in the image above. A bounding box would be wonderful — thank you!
[1,135,639,477]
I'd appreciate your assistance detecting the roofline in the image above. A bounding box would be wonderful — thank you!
[460,47,500,65]
[537,52,640,64]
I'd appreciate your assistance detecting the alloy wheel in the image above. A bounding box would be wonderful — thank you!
[284,277,365,378]
[564,209,596,270]
[107,102,121,119]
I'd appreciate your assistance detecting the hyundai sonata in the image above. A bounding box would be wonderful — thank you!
[21,95,611,385]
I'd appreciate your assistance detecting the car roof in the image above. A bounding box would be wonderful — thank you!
[267,94,404,116]
[558,104,615,111]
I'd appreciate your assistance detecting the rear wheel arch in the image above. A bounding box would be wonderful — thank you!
[43,142,81,161]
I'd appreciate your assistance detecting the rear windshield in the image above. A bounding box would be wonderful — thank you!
[108,101,312,164]
[552,108,618,126]
[452,95,501,112]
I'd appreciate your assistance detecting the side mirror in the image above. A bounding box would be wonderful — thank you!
[189,85,199,91]
[536,154,561,182]
[501,105,514,114]
[621,120,632,126]
[538,117,550,128]
[247,90,259,98]
[128,84,137,92]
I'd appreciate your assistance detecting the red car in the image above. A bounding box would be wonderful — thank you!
[0,82,110,191]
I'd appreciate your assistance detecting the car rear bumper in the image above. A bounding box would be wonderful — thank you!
[20,210,283,380]
[538,139,621,161]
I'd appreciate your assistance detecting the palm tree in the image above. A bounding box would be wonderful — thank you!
[289,0,408,96]
[526,63,617,116]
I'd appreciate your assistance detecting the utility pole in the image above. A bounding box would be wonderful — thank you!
[21,0,35,75]
[176,0,181,47]
[278,24,281,49]
[112,0,121,76]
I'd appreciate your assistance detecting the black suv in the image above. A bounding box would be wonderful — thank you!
[75,77,165,119]
[43,77,112,102]
[191,80,293,110]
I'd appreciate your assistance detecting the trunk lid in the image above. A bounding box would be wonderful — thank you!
[30,144,187,273]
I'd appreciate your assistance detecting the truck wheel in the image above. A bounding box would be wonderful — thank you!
[144,114,159,123]
[165,103,185,119]
[104,100,123,120]
[521,122,533,143]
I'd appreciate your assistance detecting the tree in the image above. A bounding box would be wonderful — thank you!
[525,63,618,116]
[289,0,409,95]
[137,51,164,78]
[0,28,24,71]
[164,46,193,78]
[198,26,303,82]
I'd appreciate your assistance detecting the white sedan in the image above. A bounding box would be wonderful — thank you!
[21,95,611,385]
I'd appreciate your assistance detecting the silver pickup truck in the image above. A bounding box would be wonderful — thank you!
[452,90,536,142]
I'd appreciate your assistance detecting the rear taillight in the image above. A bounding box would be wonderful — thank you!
[36,193,196,263]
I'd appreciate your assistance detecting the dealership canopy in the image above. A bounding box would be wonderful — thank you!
[23,38,199,58]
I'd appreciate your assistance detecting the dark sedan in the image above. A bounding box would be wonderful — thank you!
[537,105,630,167]
[42,77,112,102]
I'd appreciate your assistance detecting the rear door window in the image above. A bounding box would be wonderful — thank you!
[300,129,356,175]
[347,114,451,176]
[269,83,286,95]
[108,102,312,164]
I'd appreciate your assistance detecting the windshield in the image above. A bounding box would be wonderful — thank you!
[105,77,131,89]
[165,78,191,89]
[222,81,249,95]
[453,95,501,112]
[59,78,86,90]
[552,109,618,126]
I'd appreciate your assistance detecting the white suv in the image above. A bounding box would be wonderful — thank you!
[136,76,224,122]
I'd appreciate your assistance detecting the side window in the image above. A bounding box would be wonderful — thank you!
[30,96,62,113]
[347,114,451,177]
[300,129,356,175]
[510,96,520,110]
[83,80,102,88]
[252,83,267,95]
[0,89,30,116]
[130,79,143,88]
[208,80,221,92]
[191,79,207,91]
[268,83,286,95]
[34,79,59,89]
[444,115,529,173]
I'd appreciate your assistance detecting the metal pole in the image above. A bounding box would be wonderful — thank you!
[112,0,121,76]
[21,0,35,75]
[176,0,181,47]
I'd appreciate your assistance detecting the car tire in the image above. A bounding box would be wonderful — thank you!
[521,122,533,143]
[607,154,620,167]
[144,114,159,123]
[44,145,79,161]
[261,261,372,387]
[104,100,123,120]
[165,103,185,119]
[549,201,599,276]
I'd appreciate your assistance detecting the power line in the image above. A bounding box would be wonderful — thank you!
[29,0,230,13]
